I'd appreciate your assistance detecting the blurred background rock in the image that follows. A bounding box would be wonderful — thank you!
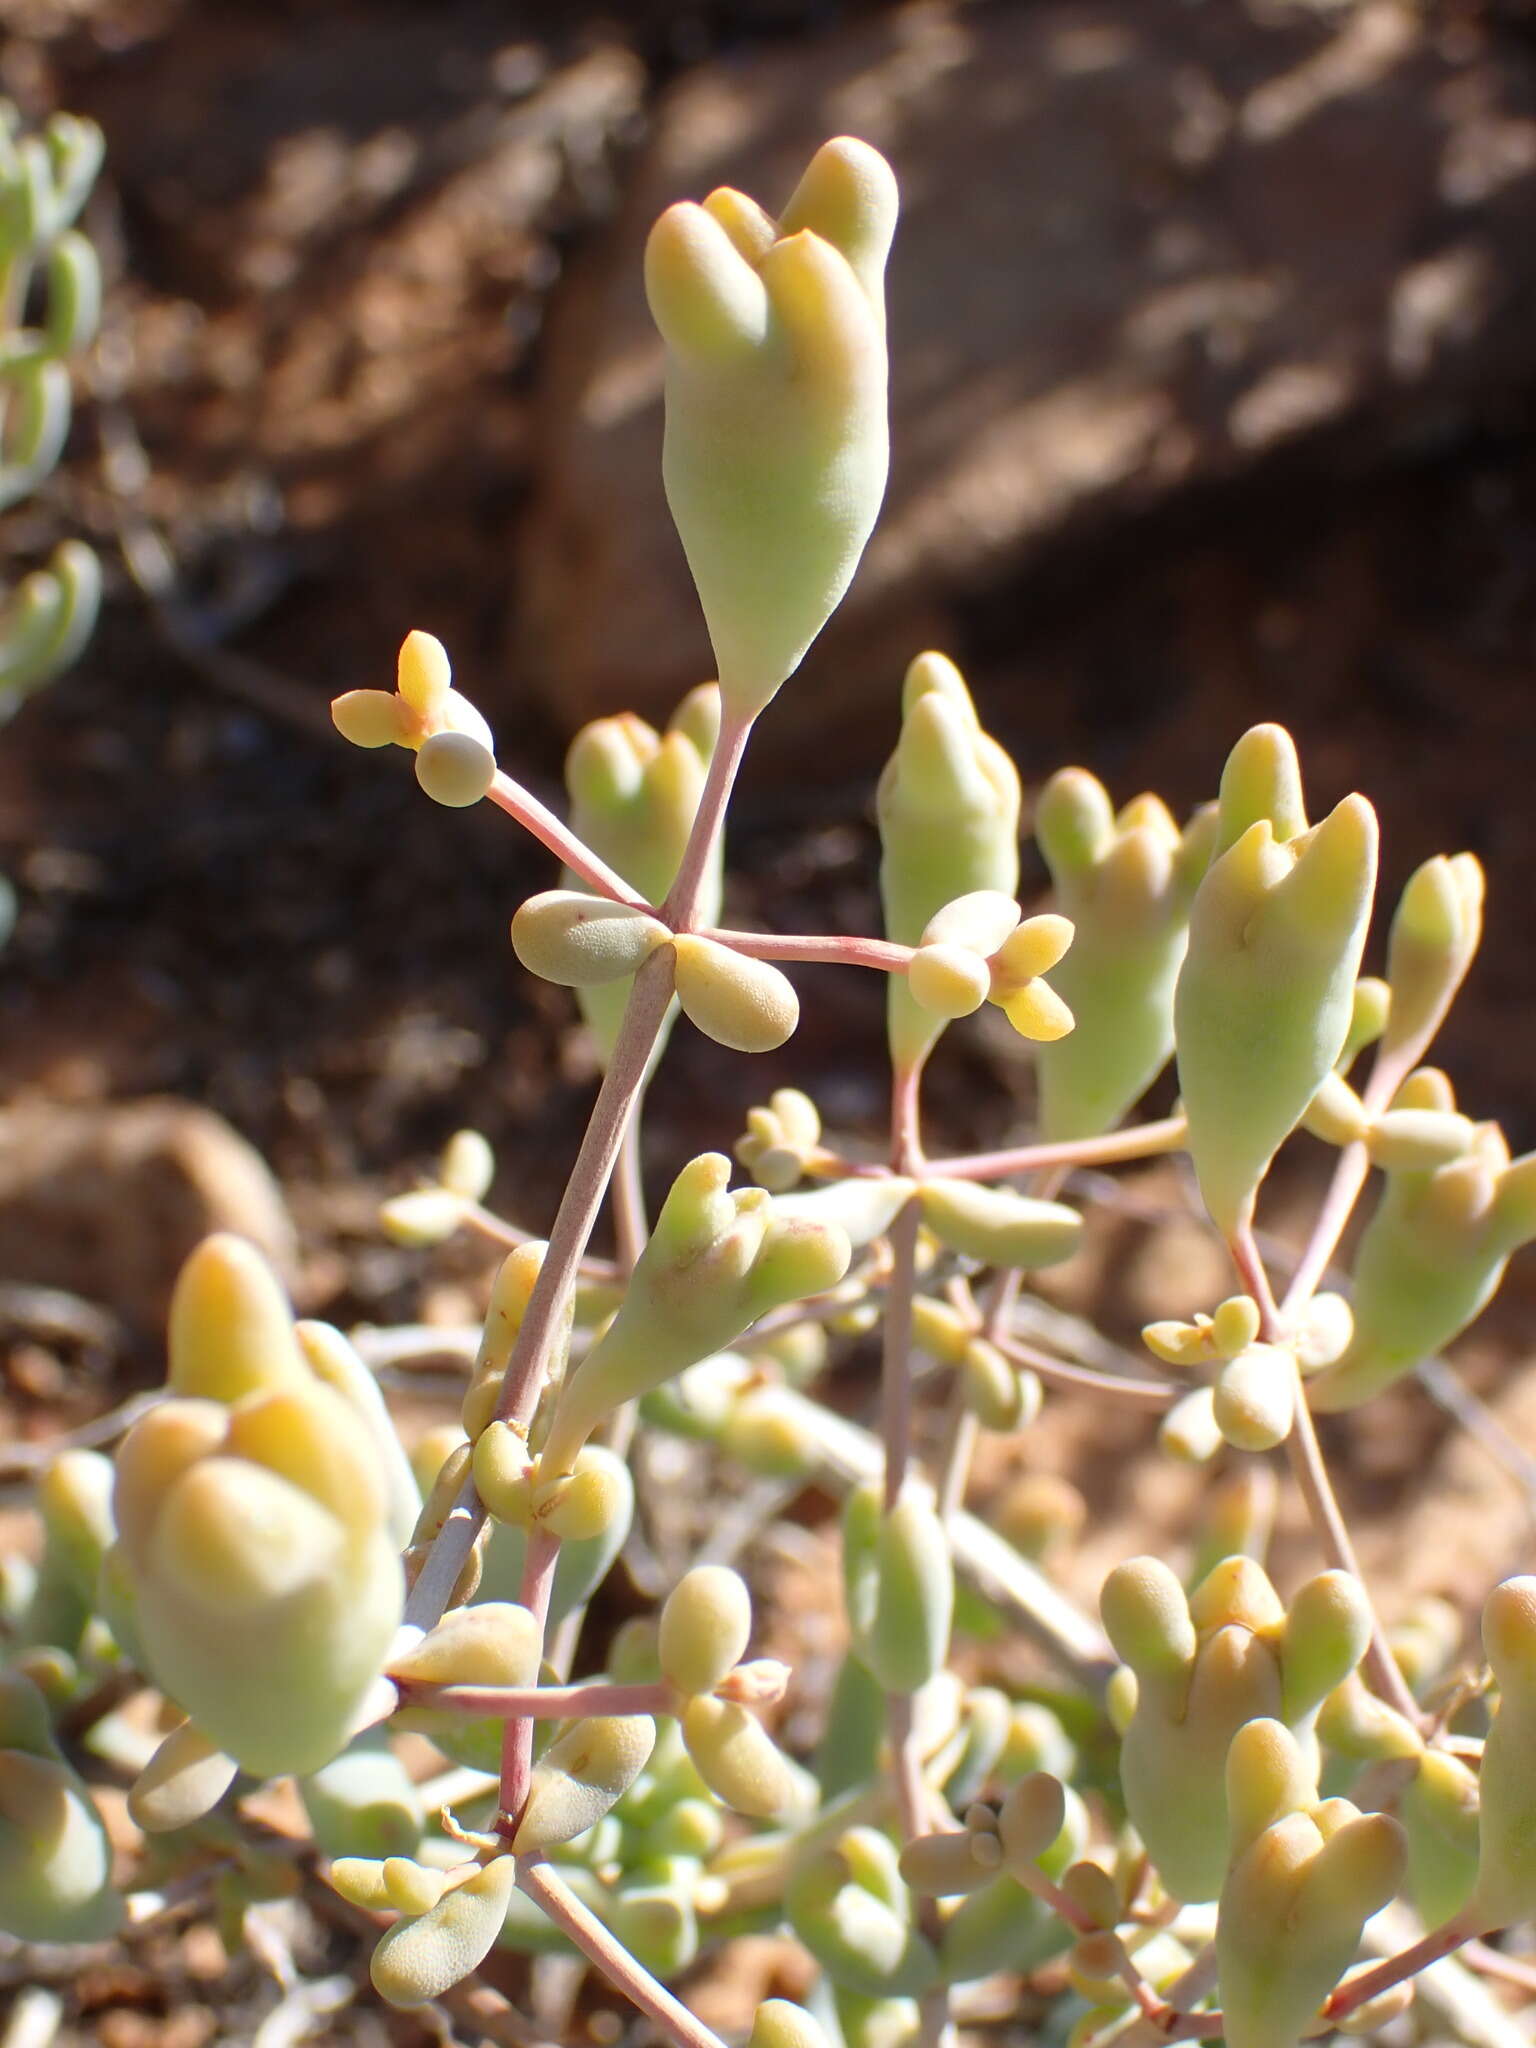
[0,0,1532,1332]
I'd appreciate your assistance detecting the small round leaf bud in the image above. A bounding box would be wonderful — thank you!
[511,1716,656,1852]
[1159,1386,1222,1465]
[396,630,452,717]
[918,1180,1082,1270]
[415,730,495,807]
[382,1857,446,1917]
[1280,1572,1372,1724]
[681,1695,800,1818]
[659,1565,753,1697]
[1060,1859,1120,1929]
[129,1720,237,1835]
[512,892,670,988]
[379,1188,464,1248]
[1212,1345,1295,1452]
[998,1771,1067,1874]
[921,890,1022,955]
[333,689,408,749]
[370,1856,518,2008]
[389,1603,541,1688]
[749,2002,832,2048]
[1293,1292,1353,1373]
[1366,1107,1476,1173]
[1304,1071,1369,1146]
[907,943,990,1019]
[471,1420,533,1526]
[899,1830,998,1897]
[1210,1295,1262,1358]
[532,1451,628,1542]
[438,1129,494,1201]
[961,1338,1041,1431]
[1099,1557,1196,1685]
[673,935,800,1052]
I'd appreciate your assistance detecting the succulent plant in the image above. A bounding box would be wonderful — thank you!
[8,133,1532,2048]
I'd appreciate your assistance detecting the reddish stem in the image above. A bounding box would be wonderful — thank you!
[516,1858,732,2048]
[1233,1220,1424,1729]
[994,1331,1176,1410]
[662,712,751,931]
[402,949,678,1635]
[487,772,645,906]
[930,1115,1187,1184]
[397,1676,673,1719]
[701,927,914,972]
[1323,1911,1477,2021]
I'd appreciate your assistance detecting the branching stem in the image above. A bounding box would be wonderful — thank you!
[516,1858,731,2048]
[994,1331,1175,1409]
[932,1116,1187,1183]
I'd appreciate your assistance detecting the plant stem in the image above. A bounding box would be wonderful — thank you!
[516,1858,731,2048]
[403,950,677,1634]
[498,1523,563,1834]
[612,1114,649,1273]
[484,709,754,1842]
[461,1201,621,1283]
[933,1386,979,1525]
[395,1676,673,1719]
[1285,1359,1423,1724]
[1236,1211,1424,1727]
[881,1072,953,2048]
[994,1332,1176,1409]
[701,927,914,972]
[1279,1028,1445,1323]
[881,1199,924,1511]
[1463,1940,1536,1996]
[891,1058,927,1174]
[487,772,645,906]
[1323,1911,1477,2021]
[931,1116,1188,1184]
[933,1267,1017,1523]
[1112,1946,1220,2048]
[662,711,751,930]
[1227,1219,1282,1333]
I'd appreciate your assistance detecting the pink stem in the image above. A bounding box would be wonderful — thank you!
[402,950,677,1636]
[462,1201,621,1283]
[492,710,754,1831]
[516,1858,732,2048]
[1279,1029,1446,1323]
[886,1688,933,1844]
[396,1676,672,1719]
[1286,1364,1423,1725]
[877,1080,945,2048]
[1233,1224,1423,1728]
[930,1115,1187,1184]
[891,1058,927,1175]
[700,927,914,972]
[1279,1140,1370,1318]
[1227,1218,1283,1334]
[881,1198,924,1510]
[487,772,645,907]
[611,1114,649,1273]
[500,1524,562,1834]
[662,711,751,931]
[994,1331,1176,1410]
[1323,1911,1477,2021]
